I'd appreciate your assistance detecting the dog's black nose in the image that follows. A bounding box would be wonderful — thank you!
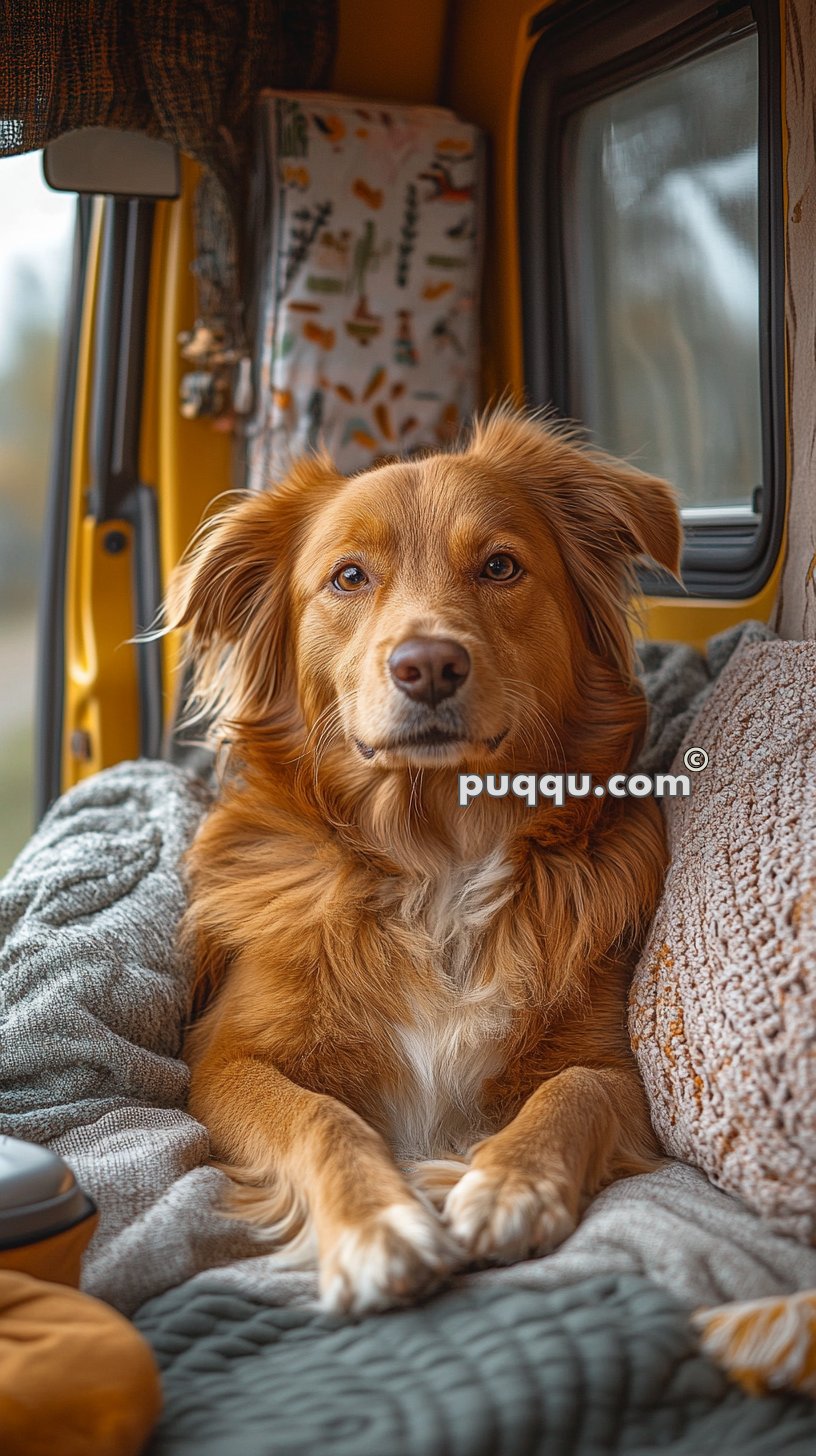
[388,637,471,705]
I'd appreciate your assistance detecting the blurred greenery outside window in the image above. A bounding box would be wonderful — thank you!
[0,153,75,872]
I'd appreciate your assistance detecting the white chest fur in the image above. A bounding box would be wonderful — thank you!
[385,850,515,1162]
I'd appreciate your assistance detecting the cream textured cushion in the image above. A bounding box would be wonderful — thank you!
[630,641,816,1242]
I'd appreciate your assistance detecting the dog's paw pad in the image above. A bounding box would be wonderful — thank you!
[319,1201,455,1315]
[443,1166,576,1264]
[693,1293,816,1397]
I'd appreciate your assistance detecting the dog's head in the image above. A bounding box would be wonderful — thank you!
[166,410,681,773]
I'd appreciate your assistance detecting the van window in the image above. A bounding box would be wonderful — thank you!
[563,35,761,520]
[0,153,75,869]
[519,0,784,599]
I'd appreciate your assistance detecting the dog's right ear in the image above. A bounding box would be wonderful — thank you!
[164,453,342,734]
[166,453,341,646]
[165,493,278,649]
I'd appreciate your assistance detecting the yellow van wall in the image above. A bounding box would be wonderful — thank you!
[334,0,448,101]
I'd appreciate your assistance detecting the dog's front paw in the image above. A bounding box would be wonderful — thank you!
[319,1201,456,1315]
[443,1166,576,1265]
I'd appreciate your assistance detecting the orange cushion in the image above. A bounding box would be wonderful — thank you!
[0,1270,161,1456]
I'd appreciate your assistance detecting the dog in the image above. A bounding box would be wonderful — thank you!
[165,408,682,1314]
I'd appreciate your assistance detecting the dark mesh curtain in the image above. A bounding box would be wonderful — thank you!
[0,1,337,373]
[0,1,337,205]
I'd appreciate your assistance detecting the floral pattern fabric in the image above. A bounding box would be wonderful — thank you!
[246,91,483,486]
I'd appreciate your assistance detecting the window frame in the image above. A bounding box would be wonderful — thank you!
[518,0,785,599]
[35,194,93,818]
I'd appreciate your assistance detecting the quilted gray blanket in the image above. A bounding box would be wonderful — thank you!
[135,1273,816,1455]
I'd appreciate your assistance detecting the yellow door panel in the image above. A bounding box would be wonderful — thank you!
[63,518,140,784]
[144,159,234,718]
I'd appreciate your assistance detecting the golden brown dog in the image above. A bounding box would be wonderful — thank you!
[166,409,681,1314]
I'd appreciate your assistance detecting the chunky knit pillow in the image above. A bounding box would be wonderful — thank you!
[630,641,816,1242]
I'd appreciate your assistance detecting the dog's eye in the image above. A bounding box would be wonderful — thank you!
[332,563,369,592]
[481,553,521,582]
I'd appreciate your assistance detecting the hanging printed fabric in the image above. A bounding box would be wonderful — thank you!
[245,91,484,486]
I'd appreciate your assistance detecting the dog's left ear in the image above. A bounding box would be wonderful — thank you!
[470,410,682,669]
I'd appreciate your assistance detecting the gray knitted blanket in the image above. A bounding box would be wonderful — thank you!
[4,620,816,1320]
